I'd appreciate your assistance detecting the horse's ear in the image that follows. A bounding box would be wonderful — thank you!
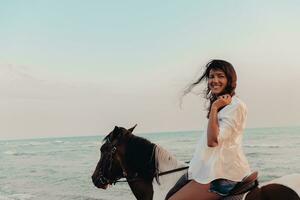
[128,124,137,133]
[110,126,120,139]
[113,126,119,132]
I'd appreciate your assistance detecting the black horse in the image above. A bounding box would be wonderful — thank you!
[92,125,300,200]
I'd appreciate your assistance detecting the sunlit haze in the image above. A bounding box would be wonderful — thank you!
[1,1,299,140]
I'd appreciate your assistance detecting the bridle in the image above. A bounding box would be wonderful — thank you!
[99,137,156,184]
[98,138,124,185]
[99,138,189,185]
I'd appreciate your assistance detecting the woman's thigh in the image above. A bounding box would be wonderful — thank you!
[169,180,221,200]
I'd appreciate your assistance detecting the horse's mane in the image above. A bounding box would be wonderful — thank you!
[154,145,186,173]
[105,132,188,199]
[152,145,188,200]
[125,135,156,181]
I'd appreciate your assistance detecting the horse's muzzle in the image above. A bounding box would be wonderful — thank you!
[92,174,109,189]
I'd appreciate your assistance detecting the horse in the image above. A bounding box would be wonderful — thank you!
[91,125,300,200]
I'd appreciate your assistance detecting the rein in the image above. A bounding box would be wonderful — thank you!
[115,164,190,183]
[157,166,189,177]
[105,137,190,184]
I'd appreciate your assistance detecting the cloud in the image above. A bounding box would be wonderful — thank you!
[0,64,43,82]
[0,64,102,101]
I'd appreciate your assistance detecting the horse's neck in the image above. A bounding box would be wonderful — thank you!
[125,136,155,178]
[155,144,186,172]
[152,145,188,200]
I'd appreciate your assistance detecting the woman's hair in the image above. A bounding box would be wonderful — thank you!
[184,59,237,117]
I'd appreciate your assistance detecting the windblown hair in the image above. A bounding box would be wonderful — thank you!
[184,59,237,117]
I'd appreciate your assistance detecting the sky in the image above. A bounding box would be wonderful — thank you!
[0,0,300,140]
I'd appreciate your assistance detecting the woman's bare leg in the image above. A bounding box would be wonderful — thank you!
[168,180,221,200]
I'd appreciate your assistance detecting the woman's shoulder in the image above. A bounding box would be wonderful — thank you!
[230,95,247,111]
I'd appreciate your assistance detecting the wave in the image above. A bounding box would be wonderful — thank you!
[246,152,272,156]
[0,193,34,200]
[52,140,72,145]
[3,150,16,155]
[27,141,50,146]
[54,140,64,143]
[244,144,282,148]
[19,140,67,146]
[3,151,36,156]
[56,194,106,200]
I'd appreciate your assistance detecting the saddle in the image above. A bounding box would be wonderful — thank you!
[210,171,259,198]
[165,172,259,200]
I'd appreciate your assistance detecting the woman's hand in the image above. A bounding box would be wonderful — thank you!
[211,94,232,110]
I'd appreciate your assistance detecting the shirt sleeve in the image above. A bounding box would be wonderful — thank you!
[217,103,247,141]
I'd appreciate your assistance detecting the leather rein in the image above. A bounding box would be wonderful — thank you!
[106,142,189,184]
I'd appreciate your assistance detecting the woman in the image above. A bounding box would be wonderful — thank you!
[167,60,251,200]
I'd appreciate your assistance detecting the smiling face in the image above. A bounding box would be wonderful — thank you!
[208,69,228,96]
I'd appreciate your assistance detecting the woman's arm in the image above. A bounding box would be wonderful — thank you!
[207,95,232,147]
[207,106,219,147]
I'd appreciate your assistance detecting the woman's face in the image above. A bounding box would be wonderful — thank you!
[208,69,228,96]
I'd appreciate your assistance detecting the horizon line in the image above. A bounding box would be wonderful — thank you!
[1,125,299,142]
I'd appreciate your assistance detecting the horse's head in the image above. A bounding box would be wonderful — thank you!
[91,125,137,189]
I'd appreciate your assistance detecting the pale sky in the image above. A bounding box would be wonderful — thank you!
[1,1,300,140]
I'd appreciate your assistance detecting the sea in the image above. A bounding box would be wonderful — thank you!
[1,126,300,200]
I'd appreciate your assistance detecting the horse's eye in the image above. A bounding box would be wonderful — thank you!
[100,144,109,152]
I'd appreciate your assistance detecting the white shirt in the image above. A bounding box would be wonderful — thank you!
[188,96,251,184]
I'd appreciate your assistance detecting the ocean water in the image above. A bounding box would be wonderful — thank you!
[1,127,300,200]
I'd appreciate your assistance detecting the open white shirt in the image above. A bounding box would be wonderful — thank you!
[188,96,251,184]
